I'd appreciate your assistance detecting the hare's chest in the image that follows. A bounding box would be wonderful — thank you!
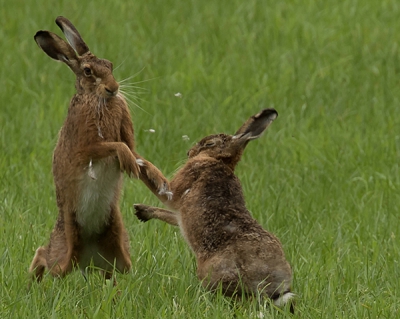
[76,158,121,234]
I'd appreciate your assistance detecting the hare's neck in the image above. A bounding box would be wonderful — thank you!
[221,157,241,172]
[75,80,84,94]
[94,99,106,139]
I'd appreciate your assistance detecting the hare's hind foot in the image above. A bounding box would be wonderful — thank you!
[271,291,295,314]
[29,246,47,283]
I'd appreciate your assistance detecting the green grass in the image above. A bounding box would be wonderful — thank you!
[1,0,400,317]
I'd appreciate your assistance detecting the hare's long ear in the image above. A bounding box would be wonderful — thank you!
[34,31,80,72]
[55,16,90,56]
[234,108,278,141]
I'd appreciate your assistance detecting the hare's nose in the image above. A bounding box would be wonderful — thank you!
[105,82,119,96]
[105,87,117,96]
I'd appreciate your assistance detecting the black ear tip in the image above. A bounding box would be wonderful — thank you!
[34,30,51,45]
[55,16,66,23]
[257,108,278,119]
[55,16,65,29]
[34,30,45,38]
[55,16,72,32]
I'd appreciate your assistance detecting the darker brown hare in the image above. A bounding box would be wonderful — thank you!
[29,16,170,284]
[134,109,294,313]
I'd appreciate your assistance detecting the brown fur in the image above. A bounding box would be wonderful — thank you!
[29,16,170,283]
[134,109,294,312]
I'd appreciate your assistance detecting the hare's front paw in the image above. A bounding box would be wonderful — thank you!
[136,160,173,200]
[134,204,154,222]
[158,182,173,201]
[136,159,145,167]
[126,159,141,179]
[119,154,140,178]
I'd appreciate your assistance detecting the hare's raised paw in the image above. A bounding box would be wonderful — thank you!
[134,204,154,222]
[146,173,172,199]
[136,159,172,199]
[115,146,140,178]
[123,159,140,179]
[136,159,145,167]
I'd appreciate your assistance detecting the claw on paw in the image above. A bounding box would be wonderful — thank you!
[165,191,173,201]
[136,159,145,167]
[131,170,140,179]
[158,182,173,200]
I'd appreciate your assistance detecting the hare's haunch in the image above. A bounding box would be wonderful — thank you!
[134,109,294,313]
[29,16,170,283]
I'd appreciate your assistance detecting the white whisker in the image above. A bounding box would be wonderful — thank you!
[119,84,148,91]
[119,86,148,95]
[118,86,146,97]
[118,67,146,83]
[116,69,160,116]
[113,57,128,72]
[119,90,147,103]
[118,90,151,115]
[127,77,160,85]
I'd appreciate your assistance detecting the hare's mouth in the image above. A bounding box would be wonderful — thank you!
[95,88,119,99]
[95,82,119,99]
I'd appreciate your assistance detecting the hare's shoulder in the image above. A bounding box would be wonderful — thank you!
[185,156,233,179]
[172,157,221,184]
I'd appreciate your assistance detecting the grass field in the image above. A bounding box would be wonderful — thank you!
[1,0,400,318]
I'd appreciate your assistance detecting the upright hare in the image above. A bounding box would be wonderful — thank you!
[134,109,294,312]
[29,17,170,283]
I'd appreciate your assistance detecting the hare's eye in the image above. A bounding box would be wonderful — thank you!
[83,67,92,77]
[205,141,215,147]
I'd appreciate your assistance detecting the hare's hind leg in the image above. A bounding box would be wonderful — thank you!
[29,246,48,282]
[197,256,242,297]
[29,244,73,283]
[111,229,132,274]
[134,204,179,226]
[28,218,74,282]
[100,233,130,287]
[45,221,76,278]
[98,209,132,275]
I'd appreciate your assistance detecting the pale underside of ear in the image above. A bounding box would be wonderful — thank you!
[234,108,278,140]
[55,16,90,56]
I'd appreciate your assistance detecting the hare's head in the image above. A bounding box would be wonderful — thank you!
[34,17,119,98]
[187,108,278,169]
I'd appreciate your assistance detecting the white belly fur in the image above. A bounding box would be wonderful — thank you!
[77,158,121,235]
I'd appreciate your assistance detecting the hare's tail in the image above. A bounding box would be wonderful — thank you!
[272,291,295,313]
